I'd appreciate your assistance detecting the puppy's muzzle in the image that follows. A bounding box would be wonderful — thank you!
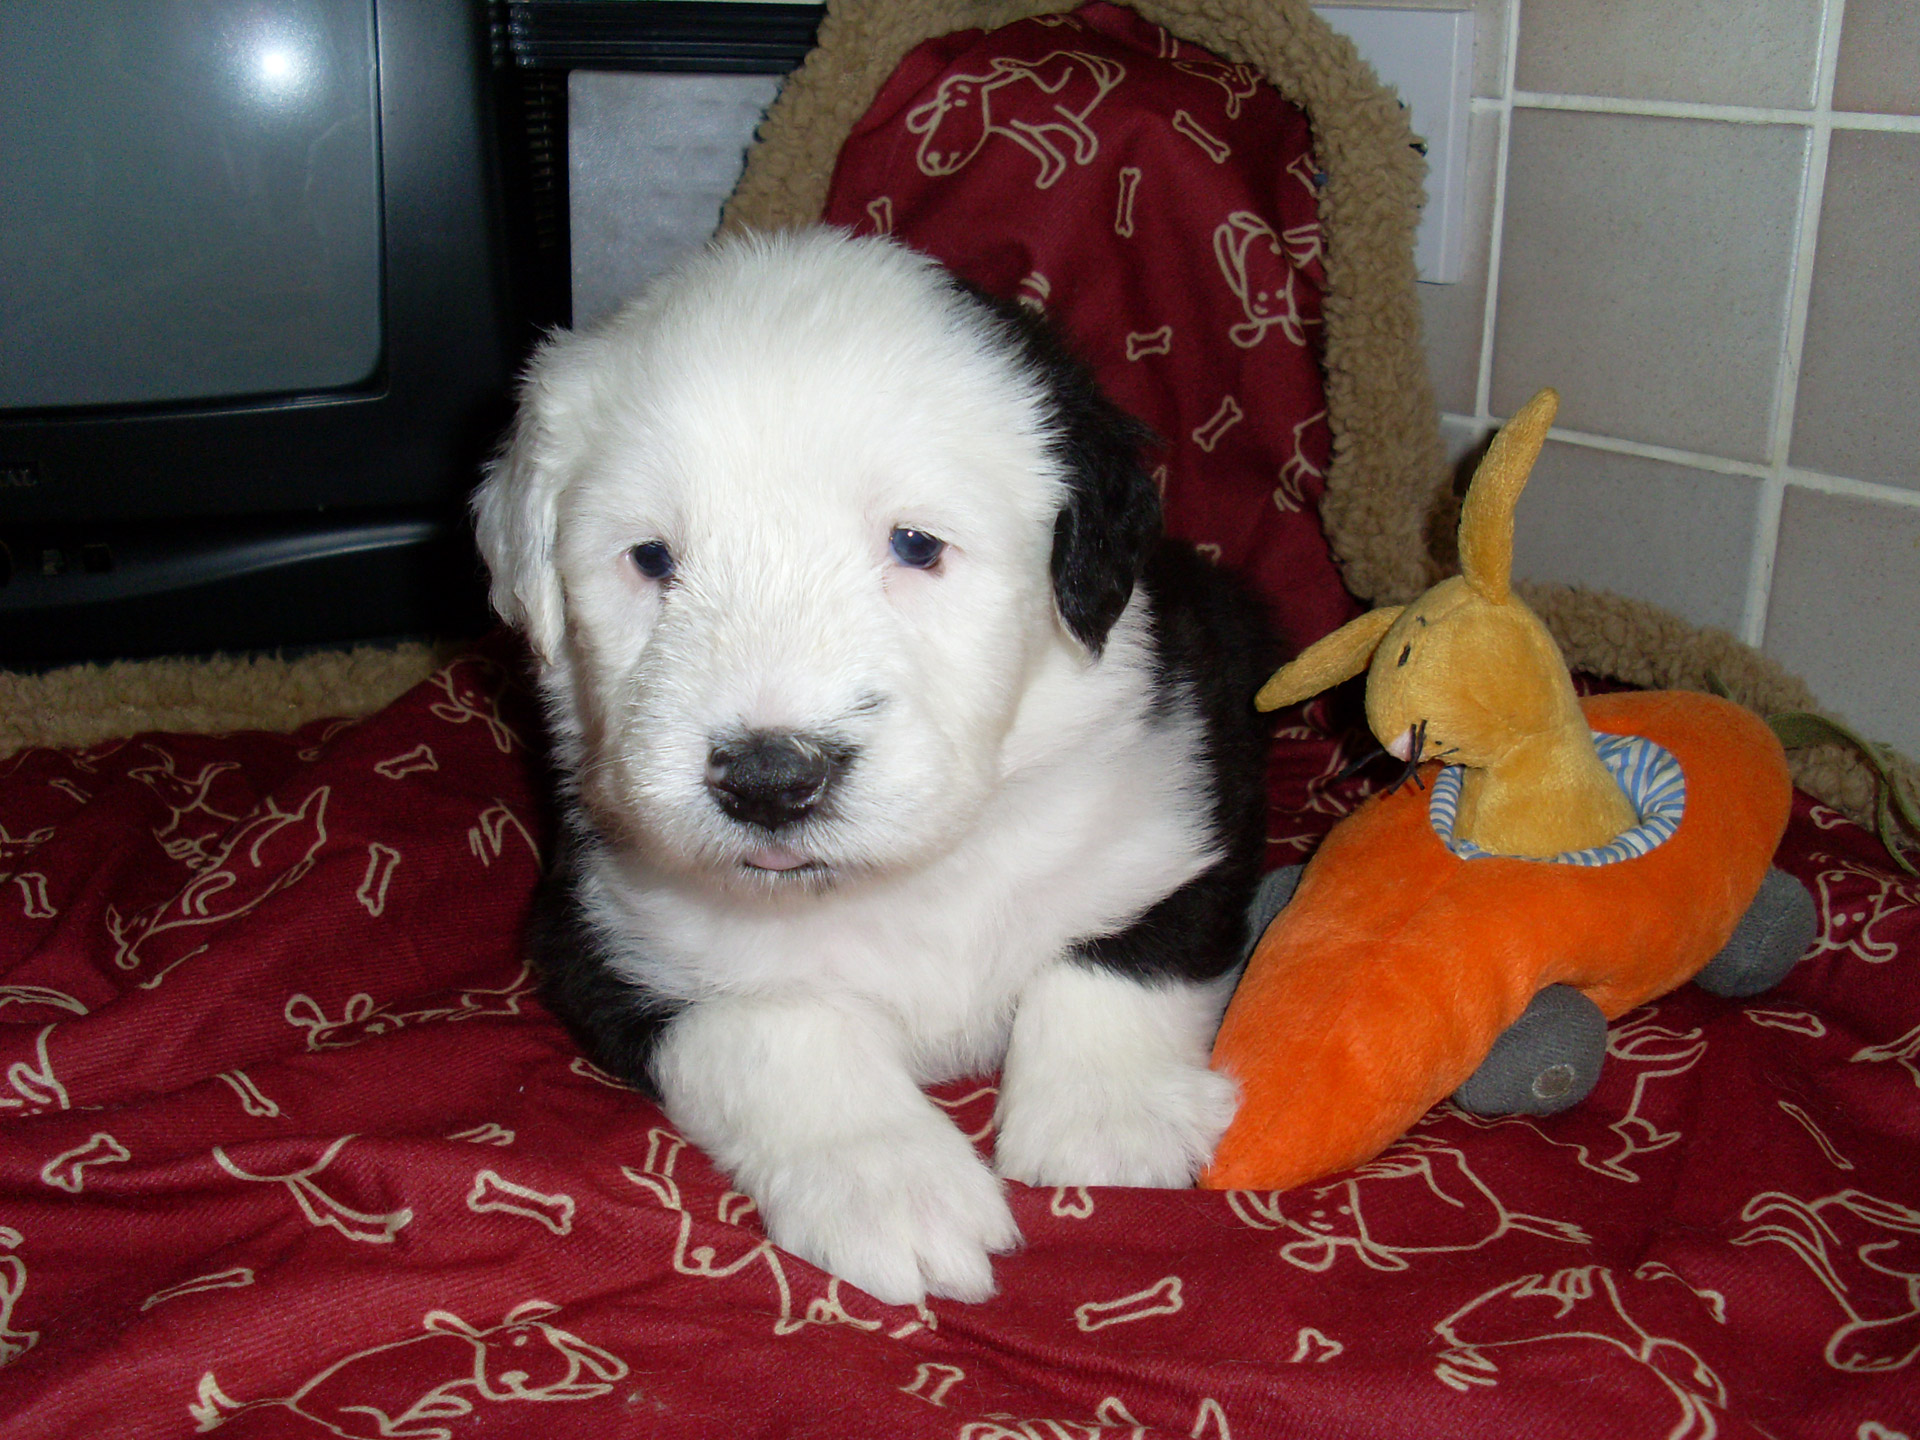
[706,731,850,831]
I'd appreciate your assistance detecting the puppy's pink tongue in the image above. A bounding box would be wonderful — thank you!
[744,846,809,872]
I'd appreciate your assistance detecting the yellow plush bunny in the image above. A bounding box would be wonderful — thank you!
[1257,388,1636,857]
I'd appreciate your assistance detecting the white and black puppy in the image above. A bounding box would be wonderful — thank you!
[473,228,1274,1306]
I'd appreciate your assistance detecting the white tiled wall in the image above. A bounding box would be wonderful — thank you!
[1383,0,1919,759]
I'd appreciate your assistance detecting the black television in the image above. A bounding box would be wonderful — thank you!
[0,0,519,667]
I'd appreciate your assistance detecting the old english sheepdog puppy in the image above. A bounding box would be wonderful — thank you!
[473,228,1275,1306]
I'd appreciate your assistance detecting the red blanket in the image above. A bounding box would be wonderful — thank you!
[1,651,1917,1438]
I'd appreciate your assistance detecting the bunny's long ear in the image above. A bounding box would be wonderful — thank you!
[1458,387,1558,604]
[1255,605,1404,711]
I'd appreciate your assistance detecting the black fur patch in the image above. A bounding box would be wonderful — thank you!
[528,817,682,1096]
[960,288,1162,655]
[1075,540,1279,983]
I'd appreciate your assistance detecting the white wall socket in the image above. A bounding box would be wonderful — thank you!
[1315,5,1475,284]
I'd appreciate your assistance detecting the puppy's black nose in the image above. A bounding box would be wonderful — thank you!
[706,732,843,830]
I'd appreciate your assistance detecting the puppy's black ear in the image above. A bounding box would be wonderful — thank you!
[969,291,1163,655]
[1045,367,1162,656]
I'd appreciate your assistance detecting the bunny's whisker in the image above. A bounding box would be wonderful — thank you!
[1333,743,1388,784]
[1383,720,1428,795]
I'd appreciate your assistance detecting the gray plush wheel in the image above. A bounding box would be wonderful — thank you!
[1452,984,1608,1117]
[1241,864,1305,961]
[1693,867,1818,999]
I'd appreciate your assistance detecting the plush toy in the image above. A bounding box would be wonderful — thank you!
[1202,388,1816,1193]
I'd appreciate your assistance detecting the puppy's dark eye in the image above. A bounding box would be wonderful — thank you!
[888,527,946,570]
[629,540,675,581]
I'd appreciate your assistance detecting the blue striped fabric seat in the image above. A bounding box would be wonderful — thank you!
[1429,732,1687,866]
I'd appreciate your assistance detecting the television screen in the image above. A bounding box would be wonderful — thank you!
[0,0,517,666]
[2,1,386,411]
[0,1,831,668]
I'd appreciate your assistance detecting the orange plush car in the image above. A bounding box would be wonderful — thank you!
[1203,390,1813,1193]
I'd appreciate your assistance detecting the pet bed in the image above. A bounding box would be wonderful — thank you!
[3,4,1917,1436]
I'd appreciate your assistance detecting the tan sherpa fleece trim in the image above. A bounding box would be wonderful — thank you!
[0,643,452,760]
[721,0,1447,607]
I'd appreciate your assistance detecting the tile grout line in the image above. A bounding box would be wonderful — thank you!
[1495,423,1771,479]
[1437,410,1920,511]
[1740,0,1850,649]
[1468,0,1523,432]
[1781,466,1920,508]
[1510,89,1920,131]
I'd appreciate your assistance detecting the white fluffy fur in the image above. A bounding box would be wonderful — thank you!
[473,229,1239,1306]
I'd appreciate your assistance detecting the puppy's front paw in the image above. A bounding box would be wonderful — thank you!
[995,1057,1238,1189]
[654,999,1022,1307]
[995,963,1241,1188]
[755,1127,1022,1307]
